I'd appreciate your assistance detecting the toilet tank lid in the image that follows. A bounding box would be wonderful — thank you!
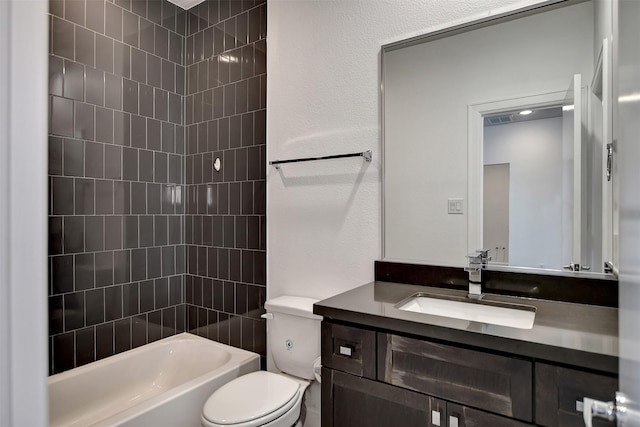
[264,296,323,320]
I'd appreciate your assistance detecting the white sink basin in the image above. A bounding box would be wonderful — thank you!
[395,293,536,329]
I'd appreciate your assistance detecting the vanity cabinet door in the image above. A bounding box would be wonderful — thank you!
[321,367,438,427]
[321,322,376,379]
[535,363,618,427]
[378,333,533,422]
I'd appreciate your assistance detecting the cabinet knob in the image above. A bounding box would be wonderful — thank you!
[449,415,459,427]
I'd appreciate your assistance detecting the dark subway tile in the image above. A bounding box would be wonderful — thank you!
[85,215,105,252]
[139,215,154,247]
[155,278,168,309]
[123,10,139,47]
[175,245,185,274]
[105,285,123,321]
[64,216,85,254]
[124,215,139,249]
[104,145,122,180]
[65,0,85,25]
[52,177,74,215]
[139,18,155,53]
[113,111,131,146]
[147,0,161,24]
[148,55,162,88]
[139,280,155,312]
[155,25,168,59]
[122,147,138,181]
[113,249,131,284]
[168,216,181,244]
[139,149,154,182]
[169,31,183,65]
[105,74,123,110]
[229,249,241,282]
[96,323,114,360]
[176,65,186,96]
[64,291,85,330]
[52,17,75,60]
[154,215,167,245]
[49,56,64,97]
[169,276,181,305]
[162,1,177,31]
[85,142,104,179]
[131,115,147,149]
[114,181,131,214]
[49,295,64,335]
[162,245,175,276]
[254,110,265,145]
[131,0,147,18]
[131,248,147,281]
[105,2,123,41]
[247,146,260,180]
[51,97,75,138]
[132,317,147,349]
[95,251,114,287]
[96,107,115,144]
[114,41,131,79]
[96,35,114,73]
[114,317,132,354]
[147,247,162,279]
[154,152,168,183]
[50,217,64,255]
[123,282,140,316]
[123,79,139,114]
[86,67,105,106]
[75,26,95,67]
[162,59,175,93]
[162,123,176,154]
[76,323,96,366]
[147,118,162,151]
[139,84,154,118]
[147,183,161,214]
[74,253,95,291]
[162,307,176,338]
[52,255,74,294]
[86,0,105,33]
[131,48,147,84]
[105,216,123,250]
[169,93,182,124]
[74,102,95,141]
[247,216,259,250]
[85,289,105,326]
[52,332,75,374]
[253,251,265,285]
[148,311,161,342]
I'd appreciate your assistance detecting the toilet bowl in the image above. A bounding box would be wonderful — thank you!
[201,296,322,427]
[201,371,309,427]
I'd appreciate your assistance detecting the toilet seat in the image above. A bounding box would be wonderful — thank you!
[202,371,301,427]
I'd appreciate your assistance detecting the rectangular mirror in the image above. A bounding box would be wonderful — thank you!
[382,0,615,276]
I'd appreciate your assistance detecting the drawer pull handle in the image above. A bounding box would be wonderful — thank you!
[431,410,441,426]
[449,415,459,427]
[338,345,353,357]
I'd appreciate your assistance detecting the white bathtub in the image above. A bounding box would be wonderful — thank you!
[49,333,260,427]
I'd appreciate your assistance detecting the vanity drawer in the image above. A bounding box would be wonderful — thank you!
[535,363,618,427]
[321,322,376,379]
[377,333,533,422]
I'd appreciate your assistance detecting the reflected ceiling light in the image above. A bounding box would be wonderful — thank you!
[519,110,533,115]
[562,105,574,111]
[619,93,640,103]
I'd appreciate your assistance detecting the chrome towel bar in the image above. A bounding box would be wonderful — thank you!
[269,150,372,169]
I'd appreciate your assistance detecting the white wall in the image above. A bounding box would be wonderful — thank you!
[0,0,49,425]
[484,117,565,269]
[383,1,594,266]
[267,0,560,301]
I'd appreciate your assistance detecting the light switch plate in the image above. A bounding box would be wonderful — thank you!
[448,198,464,214]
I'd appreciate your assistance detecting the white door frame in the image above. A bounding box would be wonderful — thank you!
[0,1,49,425]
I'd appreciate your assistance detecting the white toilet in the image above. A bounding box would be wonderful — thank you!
[201,296,322,427]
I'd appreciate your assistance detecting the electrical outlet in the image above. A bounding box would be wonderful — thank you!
[448,198,464,214]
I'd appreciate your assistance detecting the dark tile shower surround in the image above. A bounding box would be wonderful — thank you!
[48,0,267,375]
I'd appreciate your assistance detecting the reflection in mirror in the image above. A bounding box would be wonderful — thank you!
[382,0,615,276]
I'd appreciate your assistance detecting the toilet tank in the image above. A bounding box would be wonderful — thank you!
[264,296,322,380]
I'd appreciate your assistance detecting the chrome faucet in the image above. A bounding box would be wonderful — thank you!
[465,249,491,299]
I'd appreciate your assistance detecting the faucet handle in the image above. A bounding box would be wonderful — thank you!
[476,249,491,262]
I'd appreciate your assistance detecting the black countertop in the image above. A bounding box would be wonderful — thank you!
[313,281,618,374]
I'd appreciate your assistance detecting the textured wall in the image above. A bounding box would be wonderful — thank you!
[266,0,547,302]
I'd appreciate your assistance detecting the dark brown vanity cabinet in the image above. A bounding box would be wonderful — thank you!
[321,321,617,427]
